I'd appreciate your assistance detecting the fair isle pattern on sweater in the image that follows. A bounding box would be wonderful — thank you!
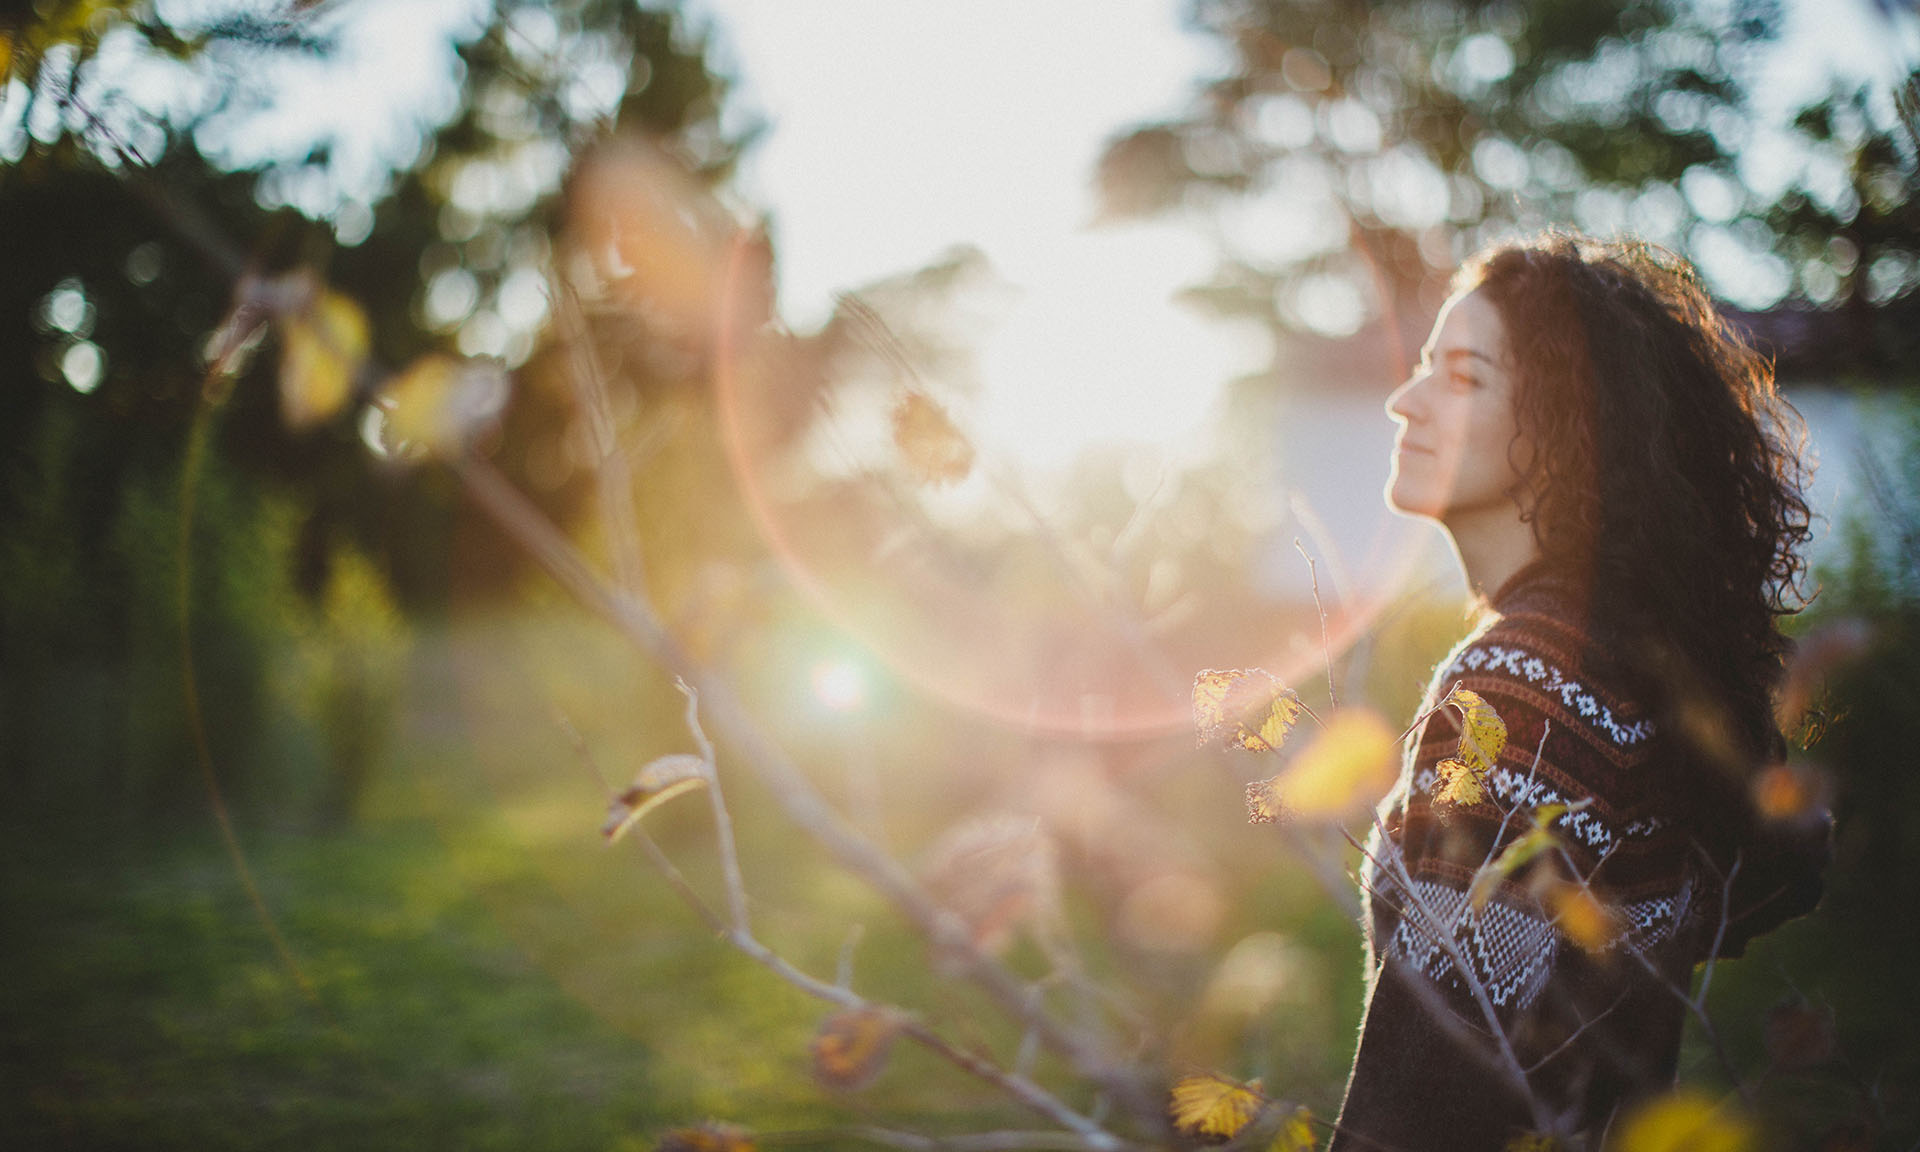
[1363,565,1705,1016]
[1443,642,1657,748]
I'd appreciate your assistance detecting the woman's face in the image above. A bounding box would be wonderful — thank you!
[1384,288,1528,528]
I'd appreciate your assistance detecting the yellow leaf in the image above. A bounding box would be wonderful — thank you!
[1504,1133,1561,1152]
[1278,710,1397,817]
[1270,1105,1317,1151]
[1443,685,1507,774]
[379,353,508,458]
[891,390,974,485]
[1614,1090,1754,1152]
[1544,880,1626,953]
[1,34,14,83]
[810,1006,905,1092]
[278,287,369,429]
[1169,1072,1265,1139]
[654,1123,756,1152]
[1469,824,1559,911]
[601,754,708,843]
[1432,757,1484,809]
[1194,668,1304,753]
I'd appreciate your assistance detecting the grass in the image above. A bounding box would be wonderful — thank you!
[1,814,704,1151]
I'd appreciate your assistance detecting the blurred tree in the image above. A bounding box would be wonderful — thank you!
[0,0,749,820]
[1100,0,1919,364]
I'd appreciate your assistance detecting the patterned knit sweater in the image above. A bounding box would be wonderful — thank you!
[1330,565,1823,1151]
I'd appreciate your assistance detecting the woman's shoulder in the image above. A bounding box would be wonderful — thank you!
[1439,600,1655,761]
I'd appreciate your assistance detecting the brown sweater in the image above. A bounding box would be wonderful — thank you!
[1331,565,1822,1151]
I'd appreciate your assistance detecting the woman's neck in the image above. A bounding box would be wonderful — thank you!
[1444,510,1541,601]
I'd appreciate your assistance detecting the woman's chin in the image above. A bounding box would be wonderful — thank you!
[1384,482,1445,521]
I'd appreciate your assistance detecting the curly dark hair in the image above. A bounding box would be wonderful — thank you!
[1456,231,1813,778]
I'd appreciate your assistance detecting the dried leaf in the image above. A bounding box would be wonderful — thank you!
[810,1006,905,1092]
[1431,757,1484,809]
[1443,685,1507,774]
[278,286,369,429]
[379,353,509,458]
[1169,1072,1265,1140]
[1544,880,1626,953]
[1270,1105,1317,1151]
[1615,1090,1754,1152]
[1245,775,1286,824]
[602,754,708,843]
[654,1123,756,1152]
[1194,668,1304,753]
[891,390,974,485]
[920,815,1059,956]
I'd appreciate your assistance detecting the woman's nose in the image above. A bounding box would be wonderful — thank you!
[1385,370,1426,423]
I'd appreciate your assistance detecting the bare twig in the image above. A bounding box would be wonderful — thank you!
[1356,812,1546,1128]
[451,450,1155,1128]
[1294,537,1338,708]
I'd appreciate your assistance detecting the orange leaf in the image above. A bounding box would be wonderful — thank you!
[810,1006,905,1092]
[1169,1071,1265,1139]
[1544,880,1626,953]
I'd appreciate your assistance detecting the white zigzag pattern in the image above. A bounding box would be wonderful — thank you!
[1444,643,1656,748]
[1382,874,1698,1012]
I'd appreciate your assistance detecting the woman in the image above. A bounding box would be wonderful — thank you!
[1332,232,1826,1150]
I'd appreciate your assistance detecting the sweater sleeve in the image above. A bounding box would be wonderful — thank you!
[1332,612,1700,1151]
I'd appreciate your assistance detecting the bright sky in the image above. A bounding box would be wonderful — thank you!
[689,0,1262,471]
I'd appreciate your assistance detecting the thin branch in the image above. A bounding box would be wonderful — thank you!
[1694,851,1743,1010]
[632,826,727,935]
[1357,812,1546,1128]
[1333,826,1542,1116]
[1294,537,1338,708]
[1473,722,1553,885]
[452,450,1153,1126]
[679,684,750,931]
[1522,988,1632,1075]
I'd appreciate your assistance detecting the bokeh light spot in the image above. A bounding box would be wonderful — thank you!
[811,658,867,713]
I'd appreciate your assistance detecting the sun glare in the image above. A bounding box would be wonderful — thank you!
[973,226,1270,476]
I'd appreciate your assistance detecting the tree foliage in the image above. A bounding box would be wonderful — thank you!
[1100,0,1919,358]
